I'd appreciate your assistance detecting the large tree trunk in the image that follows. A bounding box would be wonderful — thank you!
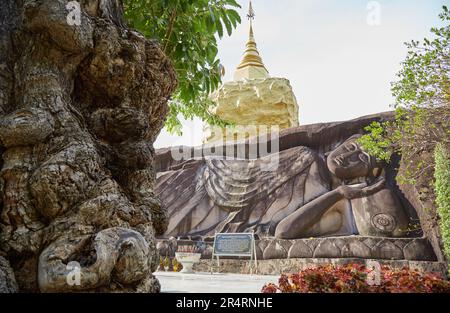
[0,0,177,292]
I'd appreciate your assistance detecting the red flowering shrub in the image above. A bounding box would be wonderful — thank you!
[261,264,450,293]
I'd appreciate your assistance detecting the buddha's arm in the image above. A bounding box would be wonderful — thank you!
[274,189,344,239]
[274,178,386,239]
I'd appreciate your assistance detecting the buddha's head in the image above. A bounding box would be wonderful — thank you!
[327,135,380,180]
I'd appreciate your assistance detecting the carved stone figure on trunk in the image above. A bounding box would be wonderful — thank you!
[0,0,177,292]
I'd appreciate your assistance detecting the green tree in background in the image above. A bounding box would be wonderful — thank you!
[359,6,449,262]
[359,6,449,181]
[124,0,241,134]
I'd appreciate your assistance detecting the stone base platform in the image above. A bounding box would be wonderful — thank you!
[157,235,437,261]
[193,258,448,277]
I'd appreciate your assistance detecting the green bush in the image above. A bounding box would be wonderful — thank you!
[434,143,450,260]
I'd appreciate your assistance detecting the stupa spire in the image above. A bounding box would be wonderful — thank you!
[233,1,269,81]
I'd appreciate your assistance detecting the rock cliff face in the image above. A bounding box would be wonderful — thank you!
[0,0,177,292]
[203,77,299,143]
[155,112,444,264]
[397,155,448,263]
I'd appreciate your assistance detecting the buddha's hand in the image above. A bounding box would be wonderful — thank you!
[337,177,386,200]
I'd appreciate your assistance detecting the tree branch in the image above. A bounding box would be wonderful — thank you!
[163,8,177,54]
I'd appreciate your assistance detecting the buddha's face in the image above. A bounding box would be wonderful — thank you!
[327,136,374,180]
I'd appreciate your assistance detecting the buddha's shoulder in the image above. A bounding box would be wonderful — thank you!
[279,145,318,160]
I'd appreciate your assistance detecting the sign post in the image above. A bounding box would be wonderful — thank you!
[210,232,257,275]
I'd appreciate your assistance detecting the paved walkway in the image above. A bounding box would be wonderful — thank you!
[154,271,279,293]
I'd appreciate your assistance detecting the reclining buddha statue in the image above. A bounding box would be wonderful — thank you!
[156,134,411,240]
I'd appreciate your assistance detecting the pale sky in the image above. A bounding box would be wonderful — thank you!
[155,0,448,148]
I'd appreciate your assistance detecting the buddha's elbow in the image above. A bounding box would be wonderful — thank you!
[274,223,292,239]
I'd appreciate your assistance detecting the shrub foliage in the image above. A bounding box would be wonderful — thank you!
[435,143,450,260]
[261,264,450,293]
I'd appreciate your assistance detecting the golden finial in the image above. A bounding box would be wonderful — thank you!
[234,0,269,80]
[247,0,255,21]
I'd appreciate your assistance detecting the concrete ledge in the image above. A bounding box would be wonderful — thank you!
[157,236,437,261]
[193,258,448,277]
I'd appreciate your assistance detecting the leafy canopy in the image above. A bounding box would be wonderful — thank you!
[358,7,449,251]
[123,0,242,134]
[359,6,450,172]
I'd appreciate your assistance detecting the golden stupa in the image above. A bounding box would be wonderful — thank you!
[234,1,269,80]
[203,1,299,144]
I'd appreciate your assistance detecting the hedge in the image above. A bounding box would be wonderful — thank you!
[435,143,450,261]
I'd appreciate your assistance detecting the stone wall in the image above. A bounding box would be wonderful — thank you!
[157,236,436,262]
[193,258,447,277]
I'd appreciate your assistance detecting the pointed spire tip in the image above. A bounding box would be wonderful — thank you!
[247,0,255,20]
[234,0,269,80]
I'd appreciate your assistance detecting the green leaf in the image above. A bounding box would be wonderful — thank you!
[216,19,224,38]
[122,0,244,134]
[221,10,233,36]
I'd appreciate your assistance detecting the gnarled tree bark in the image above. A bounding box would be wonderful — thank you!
[0,0,177,292]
